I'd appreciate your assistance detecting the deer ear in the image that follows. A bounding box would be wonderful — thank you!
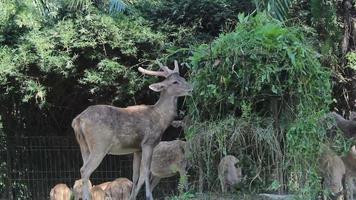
[149,82,166,92]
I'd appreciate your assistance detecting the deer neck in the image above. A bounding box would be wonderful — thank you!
[153,91,177,126]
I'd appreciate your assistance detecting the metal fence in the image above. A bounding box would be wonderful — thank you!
[5,136,179,200]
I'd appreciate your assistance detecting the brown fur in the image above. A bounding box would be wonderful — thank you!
[319,146,346,200]
[50,183,72,200]
[73,179,93,200]
[218,155,243,193]
[149,140,188,192]
[72,63,192,200]
[90,186,105,200]
[104,178,133,200]
[342,145,356,200]
[95,182,111,191]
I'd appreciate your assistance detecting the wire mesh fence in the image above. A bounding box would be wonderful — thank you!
[5,136,179,200]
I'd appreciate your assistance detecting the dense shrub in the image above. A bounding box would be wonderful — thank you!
[188,13,331,120]
[133,0,254,38]
[187,13,333,198]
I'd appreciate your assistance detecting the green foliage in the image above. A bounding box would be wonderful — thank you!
[187,115,279,192]
[187,13,332,197]
[169,191,195,200]
[189,13,331,120]
[0,11,164,107]
[255,0,294,21]
[346,52,356,70]
[133,0,255,38]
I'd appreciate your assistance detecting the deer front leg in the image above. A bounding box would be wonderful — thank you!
[130,146,153,200]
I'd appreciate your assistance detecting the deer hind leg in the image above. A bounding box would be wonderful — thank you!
[149,175,161,193]
[130,146,153,200]
[80,150,107,200]
[73,119,90,165]
[130,151,141,199]
[220,177,226,193]
[132,152,142,185]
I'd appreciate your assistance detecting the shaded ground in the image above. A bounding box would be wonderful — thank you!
[166,193,295,200]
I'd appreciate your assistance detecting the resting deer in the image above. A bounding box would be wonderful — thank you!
[90,186,106,200]
[149,140,188,193]
[72,60,192,200]
[73,179,93,200]
[218,155,243,193]
[105,178,133,200]
[50,183,72,200]
[96,182,111,191]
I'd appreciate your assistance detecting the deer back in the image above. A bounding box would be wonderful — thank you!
[150,140,187,177]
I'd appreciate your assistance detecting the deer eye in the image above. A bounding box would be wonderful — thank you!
[172,81,179,84]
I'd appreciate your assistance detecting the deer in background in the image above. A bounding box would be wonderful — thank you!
[218,155,243,193]
[318,146,346,200]
[73,179,93,200]
[72,61,192,200]
[331,112,356,138]
[149,140,188,193]
[105,178,133,200]
[342,145,356,200]
[50,183,72,200]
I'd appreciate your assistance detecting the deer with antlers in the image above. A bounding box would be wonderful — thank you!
[72,61,192,200]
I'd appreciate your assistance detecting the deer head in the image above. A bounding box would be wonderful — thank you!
[138,60,192,97]
[350,145,356,159]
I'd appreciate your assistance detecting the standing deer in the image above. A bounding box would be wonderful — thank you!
[218,155,243,193]
[72,60,192,200]
[342,145,356,200]
[318,146,346,200]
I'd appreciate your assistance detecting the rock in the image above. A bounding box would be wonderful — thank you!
[259,193,295,200]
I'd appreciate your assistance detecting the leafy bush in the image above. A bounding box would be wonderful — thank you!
[187,13,332,197]
[186,115,279,193]
[133,0,254,38]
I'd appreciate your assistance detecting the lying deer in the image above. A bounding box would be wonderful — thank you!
[90,186,106,200]
[73,179,93,200]
[218,155,243,193]
[149,140,188,193]
[96,182,111,191]
[319,146,346,200]
[105,178,133,200]
[72,60,192,200]
[50,183,72,200]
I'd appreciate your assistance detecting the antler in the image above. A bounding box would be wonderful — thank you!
[138,60,180,77]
